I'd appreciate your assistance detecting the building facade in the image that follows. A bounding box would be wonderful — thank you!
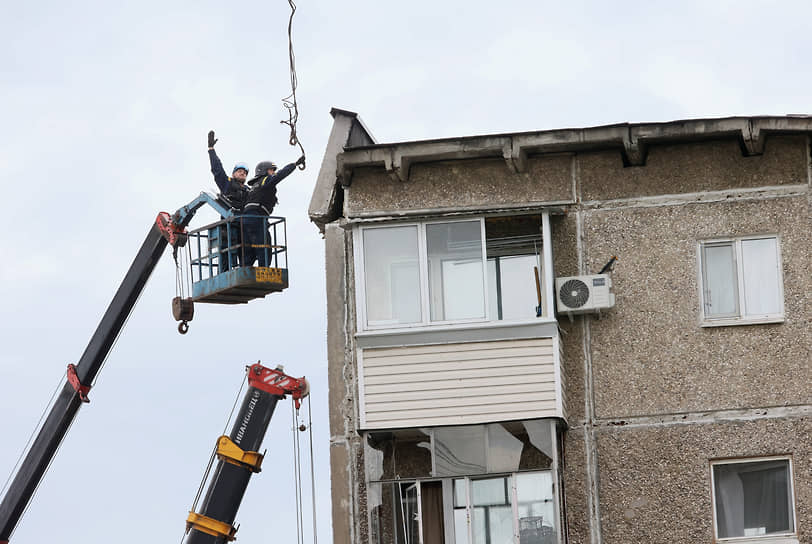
[309,111,811,544]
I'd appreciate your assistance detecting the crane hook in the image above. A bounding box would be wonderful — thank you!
[178,321,189,335]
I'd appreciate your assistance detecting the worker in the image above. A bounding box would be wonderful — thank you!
[207,130,250,269]
[207,130,250,208]
[241,156,305,267]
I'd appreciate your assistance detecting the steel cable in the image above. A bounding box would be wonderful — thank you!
[281,0,306,169]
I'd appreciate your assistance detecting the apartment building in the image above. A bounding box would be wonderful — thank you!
[308,111,811,544]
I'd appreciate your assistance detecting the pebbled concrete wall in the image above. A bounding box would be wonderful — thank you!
[578,135,808,201]
[345,154,575,216]
[584,196,810,418]
[595,417,811,544]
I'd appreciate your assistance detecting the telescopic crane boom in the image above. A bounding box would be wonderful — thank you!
[0,193,234,543]
[183,364,308,543]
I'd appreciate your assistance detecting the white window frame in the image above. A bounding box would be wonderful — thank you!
[394,471,559,544]
[355,217,489,331]
[710,456,798,544]
[354,213,555,333]
[697,235,785,327]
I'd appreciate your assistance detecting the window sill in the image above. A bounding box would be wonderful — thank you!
[700,315,785,328]
[355,318,559,349]
[715,536,797,544]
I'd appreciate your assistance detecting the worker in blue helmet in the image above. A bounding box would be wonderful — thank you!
[207,130,252,269]
[239,154,305,267]
[207,130,250,209]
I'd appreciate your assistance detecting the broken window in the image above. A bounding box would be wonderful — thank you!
[370,473,557,544]
[366,421,559,543]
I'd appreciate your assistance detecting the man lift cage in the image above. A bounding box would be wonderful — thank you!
[187,214,289,304]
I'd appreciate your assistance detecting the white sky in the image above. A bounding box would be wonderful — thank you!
[0,1,809,543]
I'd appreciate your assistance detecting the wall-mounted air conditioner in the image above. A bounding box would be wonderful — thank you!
[555,274,615,315]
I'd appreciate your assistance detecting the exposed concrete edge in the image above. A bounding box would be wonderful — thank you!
[309,108,377,232]
[591,404,811,430]
[581,183,809,211]
[336,116,812,185]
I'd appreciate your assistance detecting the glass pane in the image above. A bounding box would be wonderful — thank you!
[472,505,513,544]
[454,479,467,508]
[363,226,421,326]
[472,478,509,506]
[404,485,420,544]
[703,243,738,317]
[516,472,556,542]
[497,255,539,320]
[486,424,524,473]
[435,426,486,476]
[741,238,782,316]
[454,508,469,544]
[714,460,793,538]
[472,478,513,544]
[487,259,499,321]
[427,221,485,321]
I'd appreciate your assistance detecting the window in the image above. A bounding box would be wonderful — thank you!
[699,236,784,325]
[711,458,797,542]
[371,473,556,544]
[357,215,549,330]
[365,421,560,544]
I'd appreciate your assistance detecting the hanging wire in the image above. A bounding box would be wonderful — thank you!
[281,0,306,169]
[306,396,318,544]
[222,372,247,436]
[291,403,304,544]
[186,242,194,298]
[187,371,247,539]
[0,372,66,498]
[11,402,84,543]
[190,444,218,514]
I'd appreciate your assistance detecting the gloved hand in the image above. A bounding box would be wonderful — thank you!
[208,130,218,148]
[295,154,306,167]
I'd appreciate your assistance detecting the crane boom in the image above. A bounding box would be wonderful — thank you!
[0,193,224,543]
[184,364,308,543]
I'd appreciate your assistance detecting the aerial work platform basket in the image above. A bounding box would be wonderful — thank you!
[187,214,289,304]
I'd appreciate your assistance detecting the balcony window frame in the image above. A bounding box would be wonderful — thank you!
[697,235,785,327]
[710,456,798,544]
[354,212,555,334]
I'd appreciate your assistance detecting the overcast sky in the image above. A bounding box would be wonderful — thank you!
[0,1,810,543]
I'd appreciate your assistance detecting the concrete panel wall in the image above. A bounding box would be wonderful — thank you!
[594,417,811,544]
[582,195,810,418]
[578,135,808,201]
[345,154,574,216]
[324,224,362,544]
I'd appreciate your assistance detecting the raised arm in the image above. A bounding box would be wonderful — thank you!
[208,130,230,193]
[267,155,305,187]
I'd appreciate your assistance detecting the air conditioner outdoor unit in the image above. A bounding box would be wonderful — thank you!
[555,274,615,315]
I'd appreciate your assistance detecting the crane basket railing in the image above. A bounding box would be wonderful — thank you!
[187,215,288,283]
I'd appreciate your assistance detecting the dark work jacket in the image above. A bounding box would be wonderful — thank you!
[243,162,296,215]
[209,149,249,209]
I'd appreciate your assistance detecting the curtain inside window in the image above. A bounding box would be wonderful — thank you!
[714,461,792,538]
[421,481,445,544]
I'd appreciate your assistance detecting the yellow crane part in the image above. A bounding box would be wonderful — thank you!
[215,435,264,473]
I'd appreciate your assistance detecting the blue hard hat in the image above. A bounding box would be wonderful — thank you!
[232,162,249,174]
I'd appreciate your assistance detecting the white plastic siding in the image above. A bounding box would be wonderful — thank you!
[358,337,563,429]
